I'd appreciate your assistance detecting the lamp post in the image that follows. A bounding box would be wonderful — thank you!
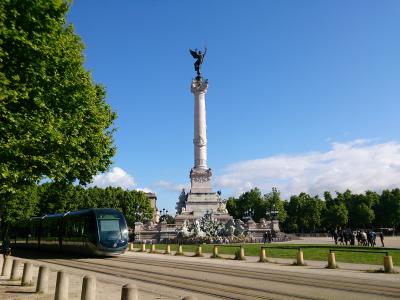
[132,204,141,242]
[243,208,254,221]
[158,208,169,243]
[159,208,169,222]
[266,204,279,232]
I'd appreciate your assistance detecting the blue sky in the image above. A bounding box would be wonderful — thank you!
[68,1,400,212]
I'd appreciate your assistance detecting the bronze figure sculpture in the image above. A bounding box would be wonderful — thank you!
[189,47,207,77]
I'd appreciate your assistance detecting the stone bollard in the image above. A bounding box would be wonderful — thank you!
[384,255,394,273]
[55,270,69,300]
[211,245,219,258]
[175,245,184,256]
[195,245,203,257]
[150,244,157,253]
[164,244,171,254]
[296,250,305,266]
[81,275,96,300]
[327,252,337,269]
[259,248,268,262]
[236,246,245,260]
[2,257,13,278]
[140,244,146,252]
[182,297,198,300]
[10,259,22,280]
[129,243,134,251]
[121,283,138,300]
[36,265,49,294]
[22,262,33,286]
[0,255,3,274]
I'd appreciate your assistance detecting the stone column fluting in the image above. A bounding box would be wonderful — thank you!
[191,77,209,170]
[190,77,213,194]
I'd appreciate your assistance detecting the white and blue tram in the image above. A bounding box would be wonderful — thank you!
[13,208,128,256]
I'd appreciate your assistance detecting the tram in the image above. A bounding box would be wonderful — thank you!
[12,208,128,256]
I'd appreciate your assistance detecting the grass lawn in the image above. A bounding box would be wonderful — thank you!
[144,243,400,266]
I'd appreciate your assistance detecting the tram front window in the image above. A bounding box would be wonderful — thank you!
[96,211,128,248]
[99,219,121,240]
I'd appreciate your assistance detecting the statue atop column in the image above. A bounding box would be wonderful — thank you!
[189,47,207,78]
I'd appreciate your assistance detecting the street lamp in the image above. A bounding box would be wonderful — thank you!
[158,208,169,243]
[243,208,254,221]
[266,204,279,232]
[159,208,169,222]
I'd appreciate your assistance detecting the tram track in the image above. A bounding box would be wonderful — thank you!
[110,255,400,297]
[34,254,400,300]
[38,257,306,299]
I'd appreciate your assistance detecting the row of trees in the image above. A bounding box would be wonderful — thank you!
[226,188,400,233]
[1,183,154,237]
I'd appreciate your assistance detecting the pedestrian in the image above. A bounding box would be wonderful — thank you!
[333,230,338,245]
[263,232,267,243]
[2,237,11,258]
[379,231,385,247]
[267,231,272,243]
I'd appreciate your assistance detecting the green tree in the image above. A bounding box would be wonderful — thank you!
[226,188,265,222]
[283,193,325,233]
[0,184,40,237]
[226,196,239,219]
[341,190,375,228]
[263,187,287,223]
[0,0,116,234]
[160,214,175,224]
[119,189,153,227]
[323,203,348,229]
[322,191,348,229]
[374,189,400,230]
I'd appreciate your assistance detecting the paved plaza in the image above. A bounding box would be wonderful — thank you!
[1,238,399,299]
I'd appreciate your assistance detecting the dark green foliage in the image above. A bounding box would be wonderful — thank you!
[226,188,286,223]
[0,0,116,237]
[282,193,325,233]
[36,183,153,228]
[322,191,348,229]
[160,214,175,224]
[228,188,400,233]
[373,189,400,229]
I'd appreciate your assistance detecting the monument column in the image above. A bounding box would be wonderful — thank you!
[191,78,208,170]
[175,47,232,224]
[190,78,212,193]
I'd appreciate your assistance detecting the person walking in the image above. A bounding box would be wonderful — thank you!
[379,231,385,247]
[2,238,11,258]
[333,230,338,245]
[263,232,267,243]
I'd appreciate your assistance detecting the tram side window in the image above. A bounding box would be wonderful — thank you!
[64,217,87,238]
[42,219,60,238]
[30,223,39,239]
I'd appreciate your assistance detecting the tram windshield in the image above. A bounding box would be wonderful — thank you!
[95,210,128,248]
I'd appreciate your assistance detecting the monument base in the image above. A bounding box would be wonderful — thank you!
[175,191,232,226]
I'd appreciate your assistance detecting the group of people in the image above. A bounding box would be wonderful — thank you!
[332,229,385,247]
[263,229,276,243]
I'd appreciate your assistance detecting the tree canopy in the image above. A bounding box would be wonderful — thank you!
[0,0,116,235]
[227,187,400,233]
[0,0,116,193]
[226,188,287,223]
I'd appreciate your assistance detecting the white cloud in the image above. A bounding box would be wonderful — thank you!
[89,167,135,190]
[136,187,153,193]
[215,140,400,198]
[152,180,188,193]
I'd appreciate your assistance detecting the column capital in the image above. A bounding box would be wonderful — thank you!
[191,78,208,94]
